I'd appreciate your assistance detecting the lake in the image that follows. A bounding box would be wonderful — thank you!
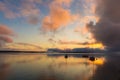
[0,53,120,80]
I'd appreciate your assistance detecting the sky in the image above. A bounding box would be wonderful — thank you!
[0,0,119,51]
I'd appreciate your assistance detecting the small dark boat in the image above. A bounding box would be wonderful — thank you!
[89,56,96,61]
[82,55,89,58]
[64,54,68,59]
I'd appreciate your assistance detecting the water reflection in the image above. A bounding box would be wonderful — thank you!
[0,63,10,80]
[0,53,105,80]
[90,52,120,80]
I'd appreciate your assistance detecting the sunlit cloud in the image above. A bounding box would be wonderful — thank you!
[41,0,77,32]
[57,39,104,49]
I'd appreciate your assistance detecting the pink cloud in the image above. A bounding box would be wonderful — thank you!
[0,2,19,19]
[0,24,14,36]
[0,24,14,47]
[0,35,13,43]
[20,1,40,17]
[55,0,72,6]
[0,1,40,24]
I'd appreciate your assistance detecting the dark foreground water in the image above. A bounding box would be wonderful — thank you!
[0,53,120,80]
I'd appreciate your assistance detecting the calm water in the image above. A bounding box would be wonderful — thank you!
[0,53,120,80]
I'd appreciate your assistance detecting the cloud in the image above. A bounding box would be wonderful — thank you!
[0,24,14,47]
[0,2,19,19]
[86,0,120,51]
[58,39,98,45]
[20,0,40,17]
[97,0,120,23]
[41,0,77,31]
[0,36,13,43]
[74,26,88,35]
[48,38,57,43]
[24,0,42,4]
[84,0,97,15]
[55,0,72,6]
[0,0,40,24]
[0,24,14,36]
[27,16,40,25]
[20,0,41,24]
[74,16,99,37]
[5,42,43,51]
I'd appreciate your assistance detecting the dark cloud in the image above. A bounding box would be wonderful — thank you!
[97,0,120,23]
[87,0,120,51]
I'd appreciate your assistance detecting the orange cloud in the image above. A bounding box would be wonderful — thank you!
[42,0,76,31]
